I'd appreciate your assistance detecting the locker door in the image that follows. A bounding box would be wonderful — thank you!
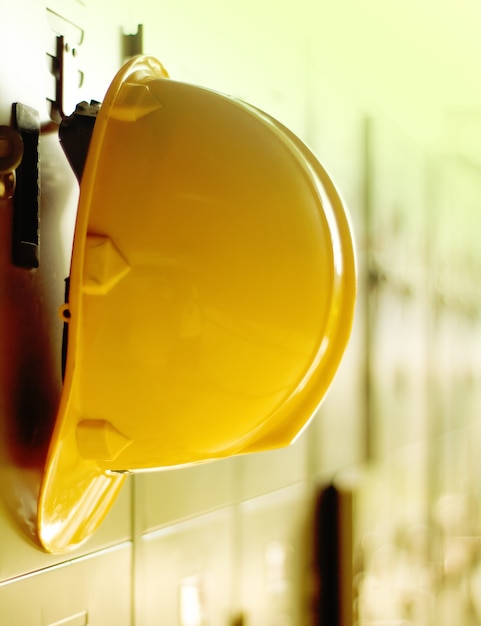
[0,0,131,584]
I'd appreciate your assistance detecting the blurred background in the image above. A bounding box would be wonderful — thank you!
[2,0,481,624]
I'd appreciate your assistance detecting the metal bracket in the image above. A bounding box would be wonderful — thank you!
[122,24,144,60]
[47,34,81,122]
[46,7,85,122]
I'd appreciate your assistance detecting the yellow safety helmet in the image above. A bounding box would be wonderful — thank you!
[37,55,356,553]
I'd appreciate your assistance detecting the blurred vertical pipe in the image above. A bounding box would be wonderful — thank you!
[314,483,353,626]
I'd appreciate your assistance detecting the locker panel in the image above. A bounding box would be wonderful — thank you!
[423,157,481,624]
[237,436,309,502]
[0,481,131,582]
[0,0,131,573]
[354,453,433,625]
[0,4,78,561]
[353,117,433,625]
[366,117,429,460]
[238,482,313,626]
[0,543,132,625]
[138,509,234,626]
[369,282,429,455]
[427,157,481,443]
[135,459,236,533]
[0,126,132,579]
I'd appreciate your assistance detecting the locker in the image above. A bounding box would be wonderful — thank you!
[0,0,132,584]
[238,483,313,626]
[138,509,234,626]
[0,543,132,625]
[135,460,236,534]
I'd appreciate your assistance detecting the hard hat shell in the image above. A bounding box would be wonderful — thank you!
[38,56,356,552]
